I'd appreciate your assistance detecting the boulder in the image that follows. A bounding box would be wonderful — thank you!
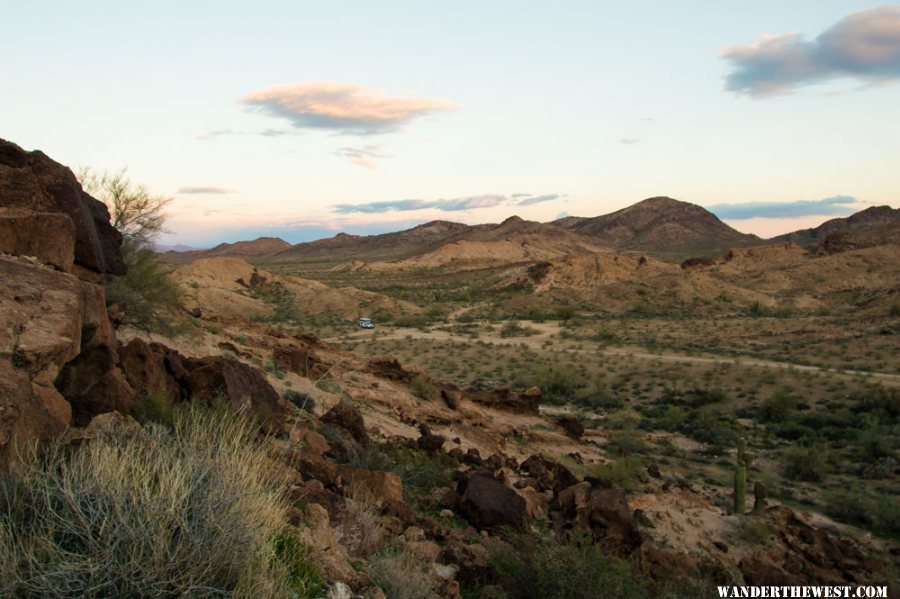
[456,473,527,530]
[321,400,370,445]
[555,415,584,439]
[416,423,446,453]
[180,354,287,433]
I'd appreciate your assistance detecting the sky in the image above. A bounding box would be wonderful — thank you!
[3,1,899,247]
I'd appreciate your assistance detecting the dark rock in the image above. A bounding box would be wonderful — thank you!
[321,400,370,445]
[0,138,124,275]
[417,423,446,453]
[461,386,540,415]
[646,463,661,478]
[555,415,584,439]
[456,473,527,530]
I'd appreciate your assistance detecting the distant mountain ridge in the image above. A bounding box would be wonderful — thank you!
[771,206,900,247]
[167,198,897,267]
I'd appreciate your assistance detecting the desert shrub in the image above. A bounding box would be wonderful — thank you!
[686,386,728,407]
[595,457,646,490]
[393,314,431,329]
[316,378,342,395]
[856,387,900,423]
[825,489,900,539]
[554,305,577,321]
[737,520,775,545]
[107,241,185,335]
[489,529,675,599]
[409,375,439,401]
[500,320,538,338]
[781,445,830,482]
[772,421,811,441]
[0,404,320,598]
[343,444,455,497]
[130,391,175,427]
[659,405,688,432]
[758,389,798,422]
[370,546,433,599]
[533,364,582,404]
[574,381,622,410]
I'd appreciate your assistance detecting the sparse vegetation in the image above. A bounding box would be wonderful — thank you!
[0,405,321,598]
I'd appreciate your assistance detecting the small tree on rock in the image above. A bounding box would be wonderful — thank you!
[78,167,182,335]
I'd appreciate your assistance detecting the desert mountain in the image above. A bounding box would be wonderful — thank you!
[553,196,760,260]
[346,216,611,271]
[772,205,900,247]
[200,236,292,256]
[274,220,474,265]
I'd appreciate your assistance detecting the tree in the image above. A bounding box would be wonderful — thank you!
[77,168,183,335]
[77,168,172,247]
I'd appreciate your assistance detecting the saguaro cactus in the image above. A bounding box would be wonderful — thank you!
[733,438,752,515]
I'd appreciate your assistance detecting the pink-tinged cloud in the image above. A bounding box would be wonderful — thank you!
[240,81,459,135]
[723,6,900,96]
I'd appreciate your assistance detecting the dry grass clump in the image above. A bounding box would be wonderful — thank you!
[0,405,321,598]
[369,546,433,599]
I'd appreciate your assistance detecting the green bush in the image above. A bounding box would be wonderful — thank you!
[409,375,439,401]
[781,445,830,482]
[343,443,455,497]
[130,391,175,427]
[488,529,700,599]
[825,489,900,539]
[0,405,320,598]
[758,389,798,422]
[107,241,185,335]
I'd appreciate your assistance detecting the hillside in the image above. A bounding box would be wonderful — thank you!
[553,196,760,260]
[273,220,475,267]
[773,205,900,247]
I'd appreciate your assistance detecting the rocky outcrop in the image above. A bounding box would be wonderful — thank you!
[459,385,540,415]
[0,139,127,468]
[0,138,125,276]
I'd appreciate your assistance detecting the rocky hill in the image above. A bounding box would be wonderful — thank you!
[552,196,760,260]
[773,205,900,247]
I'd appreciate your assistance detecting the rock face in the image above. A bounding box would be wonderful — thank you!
[0,138,125,276]
[0,139,126,469]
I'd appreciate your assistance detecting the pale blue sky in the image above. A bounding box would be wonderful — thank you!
[3,1,898,246]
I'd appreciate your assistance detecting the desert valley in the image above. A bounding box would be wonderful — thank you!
[2,138,898,597]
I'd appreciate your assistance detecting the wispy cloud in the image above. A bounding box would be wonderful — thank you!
[240,81,458,135]
[333,192,562,214]
[195,128,297,141]
[706,195,858,219]
[517,194,560,206]
[619,137,640,145]
[334,145,388,168]
[333,194,506,214]
[177,186,234,194]
[723,6,900,96]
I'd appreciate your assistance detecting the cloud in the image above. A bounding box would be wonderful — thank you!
[195,128,297,141]
[706,195,858,219]
[723,6,900,96]
[334,145,388,168]
[240,81,458,135]
[177,186,234,194]
[333,194,507,214]
[333,192,563,214]
[517,194,560,206]
[619,137,640,145]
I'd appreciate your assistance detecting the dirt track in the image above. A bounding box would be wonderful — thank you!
[330,320,900,387]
